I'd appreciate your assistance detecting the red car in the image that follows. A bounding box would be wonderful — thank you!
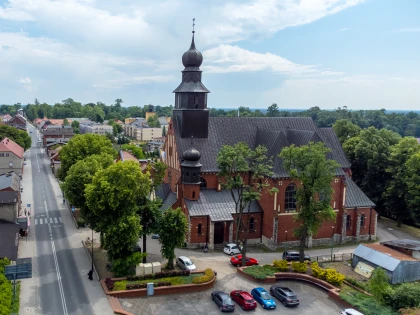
[230,255,258,267]
[230,290,257,310]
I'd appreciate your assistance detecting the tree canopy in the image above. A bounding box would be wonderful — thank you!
[0,124,31,150]
[332,119,361,144]
[57,134,116,181]
[121,144,145,159]
[279,142,339,262]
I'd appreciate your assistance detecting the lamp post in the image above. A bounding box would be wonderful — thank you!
[330,226,335,261]
[285,230,288,253]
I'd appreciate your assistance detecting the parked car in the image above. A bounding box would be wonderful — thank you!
[176,256,196,271]
[282,251,311,262]
[224,243,242,256]
[230,255,258,267]
[151,234,159,239]
[211,291,235,312]
[229,290,257,310]
[251,287,277,309]
[341,309,365,315]
[270,285,300,306]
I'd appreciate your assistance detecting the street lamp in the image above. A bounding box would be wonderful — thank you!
[330,226,335,261]
[285,230,288,253]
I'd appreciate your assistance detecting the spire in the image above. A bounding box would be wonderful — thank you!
[190,18,196,49]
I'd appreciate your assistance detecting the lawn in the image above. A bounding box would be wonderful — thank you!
[113,273,205,290]
[242,265,278,279]
[339,284,397,315]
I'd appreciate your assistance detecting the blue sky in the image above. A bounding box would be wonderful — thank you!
[0,0,419,110]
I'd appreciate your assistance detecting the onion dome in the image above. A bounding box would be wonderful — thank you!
[182,34,203,68]
[182,146,201,161]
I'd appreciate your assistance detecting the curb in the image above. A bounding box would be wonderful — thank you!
[81,240,100,280]
[108,296,134,315]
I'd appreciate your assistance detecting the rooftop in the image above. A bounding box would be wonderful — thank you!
[0,172,19,191]
[345,175,375,208]
[0,220,20,261]
[0,137,24,159]
[381,239,420,251]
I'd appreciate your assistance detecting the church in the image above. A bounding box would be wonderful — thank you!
[159,29,377,250]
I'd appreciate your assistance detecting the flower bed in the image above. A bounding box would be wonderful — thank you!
[242,265,278,279]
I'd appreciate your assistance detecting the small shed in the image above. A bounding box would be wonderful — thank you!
[352,243,420,284]
[381,239,420,259]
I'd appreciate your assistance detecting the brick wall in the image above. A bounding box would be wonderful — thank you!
[189,216,209,244]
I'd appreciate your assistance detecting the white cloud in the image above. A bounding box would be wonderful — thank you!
[19,77,31,84]
[337,27,349,32]
[203,45,343,76]
[396,28,420,33]
[93,75,175,89]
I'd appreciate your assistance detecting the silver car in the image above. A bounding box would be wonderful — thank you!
[223,243,242,256]
[341,309,364,315]
[176,256,196,271]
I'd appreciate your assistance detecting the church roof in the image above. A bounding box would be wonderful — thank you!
[345,175,375,208]
[173,81,210,93]
[173,116,350,178]
[185,189,262,221]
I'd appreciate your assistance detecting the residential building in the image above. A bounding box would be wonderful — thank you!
[0,220,20,261]
[0,172,21,223]
[161,31,377,250]
[2,114,12,123]
[79,121,113,135]
[42,125,74,146]
[381,239,420,259]
[7,114,26,131]
[147,140,164,152]
[115,150,138,163]
[0,138,24,175]
[123,118,163,141]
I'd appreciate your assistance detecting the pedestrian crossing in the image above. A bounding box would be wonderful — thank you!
[35,217,63,225]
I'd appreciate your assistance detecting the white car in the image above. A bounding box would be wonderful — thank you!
[341,309,364,315]
[223,243,242,256]
[176,256,196,271]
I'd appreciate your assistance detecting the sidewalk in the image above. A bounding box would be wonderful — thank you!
[18,147,114,315]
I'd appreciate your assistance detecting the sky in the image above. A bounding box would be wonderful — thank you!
[0,0,420,110]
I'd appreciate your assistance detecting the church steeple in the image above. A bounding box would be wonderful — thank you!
[173,19,210,139]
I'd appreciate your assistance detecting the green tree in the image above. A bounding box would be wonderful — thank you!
[85,161,151,275]
[343,127,401,216]
[121,144,145,159]
[384,138,419,226]
[0,124,31,150]
[57,134,116,181]
[71,120,80,134]
[279,142,339,262]
[332,119,361,144]
[158,208,188,269]
[406,152,420,223]
[147,115,161,128]
[61,154,114,228]
[62,118,70,126]
[162,126,167,137]
[217,142,275,266]
[368,267,390,304]
[266,103,280,117]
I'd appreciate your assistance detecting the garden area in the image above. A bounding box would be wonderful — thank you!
[240,258,420,315]
[0,258,20,315]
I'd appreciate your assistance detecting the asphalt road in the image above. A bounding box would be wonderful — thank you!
[29,125,94,315]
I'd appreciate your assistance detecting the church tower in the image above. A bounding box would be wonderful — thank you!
[173,20,210,138]
[181,145,202,200]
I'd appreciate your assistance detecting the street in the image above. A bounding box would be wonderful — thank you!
[26,124,94,315]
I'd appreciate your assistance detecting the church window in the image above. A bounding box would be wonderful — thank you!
[192,191,196,199]
[360,214,365,227]
[284,184,297,211]
[249,217,255,231]
[200,177,207,189]
[169,146,173,156]
[198,223,202,235]
[346,215,351,229]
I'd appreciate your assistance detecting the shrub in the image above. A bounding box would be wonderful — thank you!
[192,268,215,284]
[126,283,147,290]
[399,307,420,315]
[113,281,127,291]
[155,282,171,287]
[105,278,115,291]
[127,270,190,281]
[345,276,369,292]
[390,283,420,311]
[291,261,307,273]
[368,267,390,304]
[340,286,396,315]
[242,265,277,280]
[325,269,345,286]
[273,259,288,271]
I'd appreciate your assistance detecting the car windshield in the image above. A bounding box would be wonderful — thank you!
[223,297,233,305]
[184,260,193,266]
[234,255,240,260]
[245,298,254,303]
[260,292,270,300]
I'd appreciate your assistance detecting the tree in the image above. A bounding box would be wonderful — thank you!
[158,208,188,269]
[62,118,70,126]
[343,127,401,216]
[266,103,280,117]
[71,120,80,134]
[406,152,420,223]
[368,267,390,304]
[57,134,116,181]
[332,119,361,144]
[147,115,161,128]
[162,126,167,137]
[121,144,145,159]
[60,154,114,228]
[217,142,275,266]
[0,125,31,150]
[279,142,339,262]
[384,138,420,226]
[85,161,151,275]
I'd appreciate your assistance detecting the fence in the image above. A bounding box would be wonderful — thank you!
[312,253,353,263]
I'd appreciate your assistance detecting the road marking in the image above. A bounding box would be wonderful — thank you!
[54,218,58,224]
[59,217,62,223]
[39,218,43,225]
[35,219,38,225]
[50,218,53,224]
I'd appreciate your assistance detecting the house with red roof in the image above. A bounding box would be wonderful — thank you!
[0,138,24,175]
[1,114,12,123]
[6,114,26,131]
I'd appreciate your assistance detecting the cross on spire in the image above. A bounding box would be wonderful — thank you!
[192,18,195,33]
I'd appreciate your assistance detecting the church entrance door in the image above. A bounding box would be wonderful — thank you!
[214,222,224,244]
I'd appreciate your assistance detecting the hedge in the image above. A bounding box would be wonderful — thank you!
[242,265,278,280]
[192,268,215,284]
[272,259,288,271]
[126,270,190,281]
[291,261,307,273]
[311,262,345,286]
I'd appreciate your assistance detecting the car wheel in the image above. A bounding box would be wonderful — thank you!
[241,305,245,310]
[262,304,265,309]
[282,300,287,306]
[236,264,241,267]
[230,252,234,256]
[219,306,223,311]
[211,295,214,301]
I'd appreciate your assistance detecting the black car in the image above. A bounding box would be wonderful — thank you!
[269,286,300,306]
[211,291,235,312]
[282,251,311,262]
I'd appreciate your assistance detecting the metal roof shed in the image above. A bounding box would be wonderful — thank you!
[352,244,420,284]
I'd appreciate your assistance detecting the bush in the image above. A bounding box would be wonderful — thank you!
[345,276,369,291]
[368,267,390,304]
[242,265,277,280]
[113,281,127,291]
[340,286,396,315]
[325,269,345,286]
[192,268,214,284]
[273,259,288,271]
[126,270,190,282]
[390,283,420,311]
[291,261,307,273]
[105,278,115,291]
[399,307,420,315]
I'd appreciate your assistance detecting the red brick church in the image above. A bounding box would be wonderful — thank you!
[159,30,377,250]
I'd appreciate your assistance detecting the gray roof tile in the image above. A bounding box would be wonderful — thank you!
[345,175,375,208]
[0,220,20,261]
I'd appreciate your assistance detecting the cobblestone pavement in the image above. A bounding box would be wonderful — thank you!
[119,272,344,315]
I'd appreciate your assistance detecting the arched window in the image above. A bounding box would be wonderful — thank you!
[284,184,297,211]
[360,214,365,227]
[200,177,207,189]
[249,217,255,231]
[198,223,202,235]
[192,191,195,199]
[346,215,351,229]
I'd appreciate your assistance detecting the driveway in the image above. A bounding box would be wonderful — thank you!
[120,274,345,315]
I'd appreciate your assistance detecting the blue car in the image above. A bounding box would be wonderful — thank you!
[251,287,276,309]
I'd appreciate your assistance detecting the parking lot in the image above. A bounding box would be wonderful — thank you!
[119,273,345,315]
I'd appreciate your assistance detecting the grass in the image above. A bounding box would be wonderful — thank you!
[339,284,397,315]
[10,282,20,314]
[379,217,420,239]
[261,239,377,253]
[242,265,278,280]
[114,273,204,290]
